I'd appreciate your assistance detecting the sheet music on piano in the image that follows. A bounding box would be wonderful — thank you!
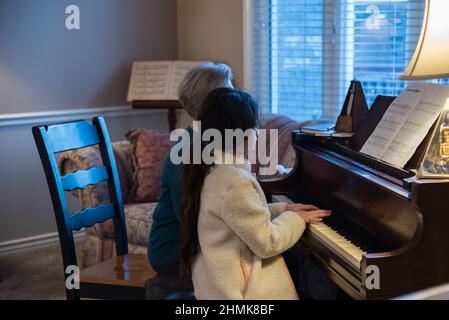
[360,83,449,168]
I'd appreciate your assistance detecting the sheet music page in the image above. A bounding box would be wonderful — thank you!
[127,61,172,101]
[382,85,449,167]
[360,84,422,160]
[167,61,210,100]
[361,83,449,168]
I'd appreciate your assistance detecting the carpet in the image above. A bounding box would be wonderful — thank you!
[0,243,82,300]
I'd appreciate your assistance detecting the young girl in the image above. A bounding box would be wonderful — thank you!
[181,88,331,300]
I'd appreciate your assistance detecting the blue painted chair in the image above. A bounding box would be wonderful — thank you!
[33,116,156,300]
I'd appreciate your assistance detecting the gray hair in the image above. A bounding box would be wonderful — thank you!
[178,62,233,118]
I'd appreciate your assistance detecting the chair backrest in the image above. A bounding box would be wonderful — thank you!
[32,117,128,299]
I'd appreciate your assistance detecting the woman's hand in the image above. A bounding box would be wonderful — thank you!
[286,203,331,224]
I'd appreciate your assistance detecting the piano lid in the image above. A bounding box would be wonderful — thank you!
[292,132,415,190]
[293,93,441,185]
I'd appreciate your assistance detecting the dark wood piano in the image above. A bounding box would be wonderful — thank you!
[261,95,449,300]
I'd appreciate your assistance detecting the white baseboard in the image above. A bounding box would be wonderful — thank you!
[0,231,85,256]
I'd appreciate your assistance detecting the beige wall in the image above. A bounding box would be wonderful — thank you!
[177,0,244,89]
[0,0,178,114]
[0,0,246,246]
[0,0,178,245]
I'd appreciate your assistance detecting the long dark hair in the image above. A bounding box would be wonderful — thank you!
[180,87,260,277]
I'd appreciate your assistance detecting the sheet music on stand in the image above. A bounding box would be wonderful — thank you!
[127,60,209,101]
[360,83,449,168]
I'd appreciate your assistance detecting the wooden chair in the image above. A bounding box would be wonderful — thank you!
[33,116,156,300]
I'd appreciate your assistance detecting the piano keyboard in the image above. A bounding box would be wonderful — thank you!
[309,223,365,270]
[274,195,366,270]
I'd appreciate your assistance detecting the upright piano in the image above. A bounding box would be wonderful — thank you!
[260,96,449,300]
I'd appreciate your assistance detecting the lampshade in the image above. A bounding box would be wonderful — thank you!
[400,0,449,80]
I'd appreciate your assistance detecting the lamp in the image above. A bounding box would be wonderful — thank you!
[400,0,449,80]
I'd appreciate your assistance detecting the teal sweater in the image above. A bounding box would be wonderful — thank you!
[148,127,192,267]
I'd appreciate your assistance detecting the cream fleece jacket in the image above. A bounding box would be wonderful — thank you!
[192,163,306,300]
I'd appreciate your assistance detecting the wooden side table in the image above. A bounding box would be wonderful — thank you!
[132,100,183,131]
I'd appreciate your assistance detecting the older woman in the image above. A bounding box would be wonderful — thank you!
[147,63,233,280]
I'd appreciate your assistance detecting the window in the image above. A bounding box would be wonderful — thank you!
[250,0,449,121]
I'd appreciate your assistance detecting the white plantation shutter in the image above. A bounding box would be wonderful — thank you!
[252,0,272,113]
[251,0,449,121]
